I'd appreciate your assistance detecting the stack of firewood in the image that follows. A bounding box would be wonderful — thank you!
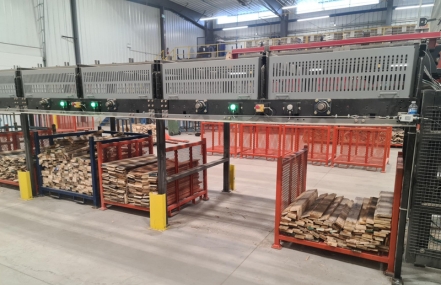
[132,124,156,143]
[102,157,202,208]
[101,155,157,203]
[37,131,131,195]
[391,128,404,145]
[0,150,26,182]
[279,189,393,253]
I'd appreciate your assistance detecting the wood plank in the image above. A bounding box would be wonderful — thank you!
[374,191,394,219]
[365,197,379,225]
[319,196,343,221]
[343,197,364,231]
[357,197,370,225]
[324,198,349,226]
[288,189,318,219]
[301,193,327,218]
[334,199,354,230]
[310,193,337,219]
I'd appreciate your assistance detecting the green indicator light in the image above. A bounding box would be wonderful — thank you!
[91,101,97,108]
[60,101,66,107]
[229,104,237,111]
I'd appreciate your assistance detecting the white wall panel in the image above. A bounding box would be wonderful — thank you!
[44,0,76,67]
[165,10,204,58]
[76,0,161,64]
[0,0,43,69]
[215,24,280,41]
[392,5,434,25]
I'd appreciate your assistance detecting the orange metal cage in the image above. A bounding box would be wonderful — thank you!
[240,124,292,159]
[33,114,94,133]
[272,148,403,274]
[332,126,392,172]
[201,122,241,156]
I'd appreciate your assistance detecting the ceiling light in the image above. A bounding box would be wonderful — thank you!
[201,16,224,21]
[260,15,279,19]
[297,0,379,14]
[222,26,248,31]
[297,16,330,22]
[282,5,297,10]
[395,4,434,10]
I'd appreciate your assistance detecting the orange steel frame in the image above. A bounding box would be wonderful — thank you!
[97,137,154,212]
[240,124,290,159]
[272,150,404,274]
[97,138,208,217]
[332,126,392,172]
[165,140,209,216]
[201,122,240,156]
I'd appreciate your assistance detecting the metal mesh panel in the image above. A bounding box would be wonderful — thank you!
[21,67,77,99]
[201,122,240,155]
[299,126,332,164]
[407,102,441,265]
[162,58,260,100]
[81,64,152,99]
[240,124,287,159]
[165,143,204,207]
[279,149,308,213]
[0,70,16,98]
[268,45,417,99]
[332,127,391,171]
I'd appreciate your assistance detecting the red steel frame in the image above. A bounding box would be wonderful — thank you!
[240,124,292,159]
[201,122,241,156]
[165,140,209,216]
[298,125,332,165]
[332,126,392,172]
[97,137,154,212]
[272,150,403,274]
[97,138,208,217]
[231,32,441,58]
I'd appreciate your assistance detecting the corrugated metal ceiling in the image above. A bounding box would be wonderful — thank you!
[170,0,277,17]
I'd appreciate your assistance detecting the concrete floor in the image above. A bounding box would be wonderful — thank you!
[0,134,440,285]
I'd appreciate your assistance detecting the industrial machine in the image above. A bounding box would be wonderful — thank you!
[1,32,441,282]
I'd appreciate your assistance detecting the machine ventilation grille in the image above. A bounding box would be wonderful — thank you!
[268,45,417,99]
[162,58,260,100]
[81,65,152,99]
[21,68,77,99]
[0,71,16,98]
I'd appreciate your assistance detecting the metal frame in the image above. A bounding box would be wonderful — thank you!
[34,130,150,207]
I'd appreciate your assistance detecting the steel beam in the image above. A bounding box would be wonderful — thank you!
[70,0,81,64]
[267,32,441,52]
[20,114,37,196]
[160,6,166,52]
[222,122,230,193]
[167,158,228,183]
[280,12,289,38]
[128,0,205,30]
[260,0,283,17]
[386,0,393,26]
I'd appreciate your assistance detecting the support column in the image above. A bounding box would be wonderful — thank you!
[160,6,166,55]
[223,122,230,192]
[110,117,116,131]
[280,12,289,38]
[392,127,416,284]
[70,0,81,64]
[386,0,394,26]
[205,21,214,45]
[20,114,37,196]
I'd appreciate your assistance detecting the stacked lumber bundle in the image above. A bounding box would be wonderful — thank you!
[37,131,131,195]
[102,157,202,208]
[391,128,404,145]
[279,189,394,254]
[101,155,157,203]
[0,150,26,182]
[132,124,156,142]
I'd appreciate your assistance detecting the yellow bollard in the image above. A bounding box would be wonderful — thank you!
[18,171,32,200]
[149,192,167,231]
[229,164,235,191]
[52,115,58,129]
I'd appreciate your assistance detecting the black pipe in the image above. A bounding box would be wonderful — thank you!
[392,127,416,284]
[70,0,81,64]
[110,117,116,131]
[223,122,230,192]
[20,114,37,196]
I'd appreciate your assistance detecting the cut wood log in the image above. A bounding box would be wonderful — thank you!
[343,197,364,232]
[319,196,343,221]
[310,193,337,219]
[334,199,354,230]
[288,189,318,219]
